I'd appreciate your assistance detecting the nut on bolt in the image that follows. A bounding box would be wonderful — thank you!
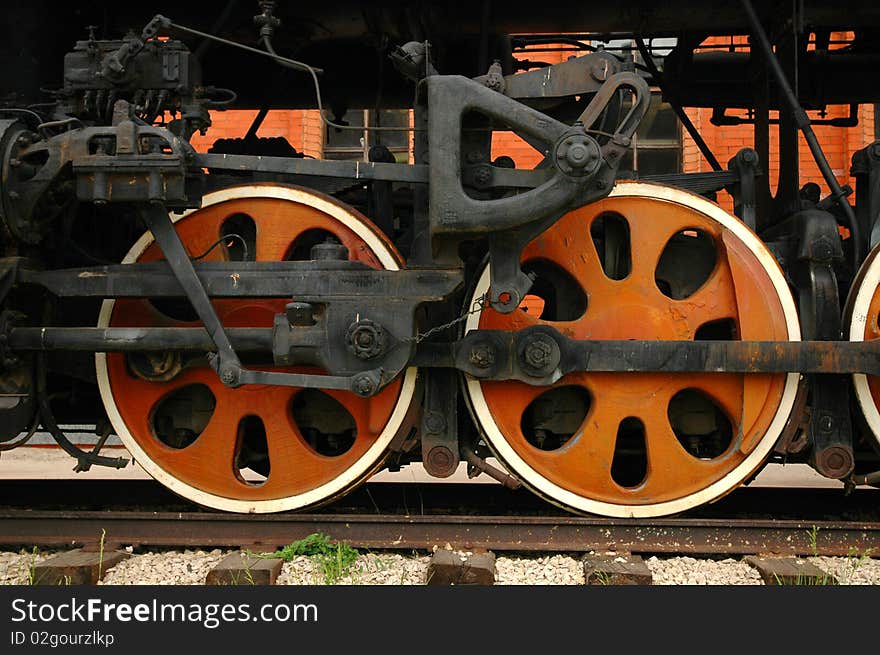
[520,332,561,376]
[424,411,447,434]
[352,373,377,397]
[554,130,601,177]
[815,445,854,479]
[219,367,238,385]
[468,342,496,369]
[473,165,492,188]
[346,319,387,360]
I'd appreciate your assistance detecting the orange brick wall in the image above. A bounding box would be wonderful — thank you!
[189,109,323,157]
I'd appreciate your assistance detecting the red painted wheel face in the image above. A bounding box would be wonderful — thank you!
[99,187,410,508]
[466,184,798,515]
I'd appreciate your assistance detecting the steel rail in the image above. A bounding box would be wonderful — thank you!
[1,509,878,557]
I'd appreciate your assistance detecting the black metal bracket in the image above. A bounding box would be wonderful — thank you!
[419,368,460,478]
[727,148,761,231]
[786,208,853,478]
[426,71,650,313]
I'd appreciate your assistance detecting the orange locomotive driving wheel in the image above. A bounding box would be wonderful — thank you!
[464,182,800,517]
[96,185,417,513]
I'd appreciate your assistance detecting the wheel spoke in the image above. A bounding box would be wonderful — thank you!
[480,379,563,435]
[678,264,740,334]
[642,417,721,496]
[623,203,692,287]
[545,397,622,486]
[684,373,745,427]
[168,393,247,482]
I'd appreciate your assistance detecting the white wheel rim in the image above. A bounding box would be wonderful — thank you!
[846,244,880,448]
[96,184,417,513]
[464,182,801,518]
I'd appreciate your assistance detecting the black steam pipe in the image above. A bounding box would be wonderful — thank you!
[738,0,864,266]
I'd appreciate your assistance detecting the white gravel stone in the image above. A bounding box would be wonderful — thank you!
[99,549,227,585]
[646,556,764,585]
[495,554,584,585]
[0,549,52,585]
[807,555,880,585]
[2,548,878,585]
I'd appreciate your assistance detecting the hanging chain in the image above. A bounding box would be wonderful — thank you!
[403,294,488,344]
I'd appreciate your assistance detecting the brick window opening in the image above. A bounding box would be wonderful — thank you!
[620,92,682,177]
[323,109,410,162]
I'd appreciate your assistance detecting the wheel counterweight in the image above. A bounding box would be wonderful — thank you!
[464,182,800,518]
[96,185,416,513]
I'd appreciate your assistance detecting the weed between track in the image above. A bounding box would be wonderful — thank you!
[254,533,360,584]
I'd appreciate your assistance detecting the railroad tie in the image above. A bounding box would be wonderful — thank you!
[583,554,653,585]
[31,548,130,585]
[426,549,496,585]
[205,551,283,585]
[744,556,838,585]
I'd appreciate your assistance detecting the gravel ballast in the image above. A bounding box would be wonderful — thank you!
[2,548,878,585]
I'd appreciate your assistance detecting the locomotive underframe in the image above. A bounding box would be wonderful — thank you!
[2,0,880,514]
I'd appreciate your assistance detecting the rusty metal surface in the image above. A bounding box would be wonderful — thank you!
[1,481,877,556]
[1,510,878,557]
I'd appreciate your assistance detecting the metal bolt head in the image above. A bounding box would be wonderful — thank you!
[424,411,447,434]
[219,368,236,385]
[524,340,553,368]
[468,343,495,369]
[473,165,492,187]
[815,445,853,479]
[346,319,387,360]
[555,133,600,177]
[353,374,376,397]
[590,61,610,82]
[425,446,456,478]
[520,333,561,376]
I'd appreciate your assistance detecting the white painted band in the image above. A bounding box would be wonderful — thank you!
[847,245,880,448]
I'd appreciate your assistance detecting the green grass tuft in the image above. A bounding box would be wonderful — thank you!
[258,533,360,584]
